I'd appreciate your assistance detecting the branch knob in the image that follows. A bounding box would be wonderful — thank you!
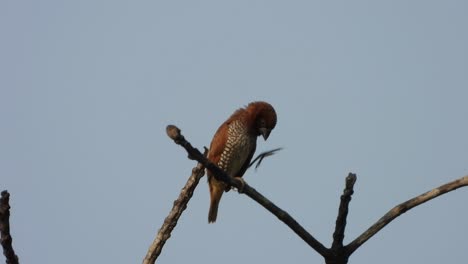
[166,125,181,141]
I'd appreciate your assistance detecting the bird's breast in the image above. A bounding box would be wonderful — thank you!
[217,120,254,177]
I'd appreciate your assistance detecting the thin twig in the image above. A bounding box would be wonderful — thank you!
[142,144,206,264]
[143,164,205,264]
[345,175,468,255]
[0,190,19,264]
[164,125,330,258]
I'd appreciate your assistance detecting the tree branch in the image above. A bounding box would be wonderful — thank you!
[332,173,356,250]
[142,161,205,264]
[165,125,330,257]
[161,124,468,264]
[0,190,19,264]
[345,175,468,254]
[242,184,329,257]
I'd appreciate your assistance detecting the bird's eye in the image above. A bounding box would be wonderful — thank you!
[259,119,266,127]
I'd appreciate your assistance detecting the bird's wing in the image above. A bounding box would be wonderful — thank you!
[207,122,229,172]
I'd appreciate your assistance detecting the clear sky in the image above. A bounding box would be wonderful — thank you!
[1,1,467,263]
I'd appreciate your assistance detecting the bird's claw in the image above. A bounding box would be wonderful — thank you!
[233,177,246,193]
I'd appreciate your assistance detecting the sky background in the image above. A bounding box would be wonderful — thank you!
[1,1,467,263]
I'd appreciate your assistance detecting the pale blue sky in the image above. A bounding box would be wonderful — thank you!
[1,1,467,263]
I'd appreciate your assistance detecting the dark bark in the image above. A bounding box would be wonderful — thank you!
[0,191,19,264]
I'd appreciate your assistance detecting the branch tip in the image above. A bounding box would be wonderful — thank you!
[166,125,181,141]
[1,191,10,199]
[345,173,357,188]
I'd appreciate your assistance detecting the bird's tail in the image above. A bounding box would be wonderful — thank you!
[208,185,224,223]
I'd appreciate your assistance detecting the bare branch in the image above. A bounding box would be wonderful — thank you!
[345,175,468,254]
[164,125,330,258]
[242,184,329,257]
[162,124,468,264]
[331,173,356,250]
[142,159,205,262]
[0,190,19,264]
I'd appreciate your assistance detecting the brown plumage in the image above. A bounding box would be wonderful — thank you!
[207,101,277,223]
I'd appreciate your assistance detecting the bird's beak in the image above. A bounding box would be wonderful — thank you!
[260,128,271,140]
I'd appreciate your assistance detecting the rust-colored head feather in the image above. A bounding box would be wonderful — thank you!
[245,101,277,140]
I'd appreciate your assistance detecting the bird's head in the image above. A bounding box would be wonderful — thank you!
[247,101,277,140]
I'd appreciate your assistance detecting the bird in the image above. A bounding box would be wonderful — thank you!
[206,101,277,223]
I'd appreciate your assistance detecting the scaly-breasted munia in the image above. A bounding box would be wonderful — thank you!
[207,101,277,223]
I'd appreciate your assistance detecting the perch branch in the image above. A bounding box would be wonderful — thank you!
[142,158,206,263]
[0,190,19,264]
[242,184,329,257]
[165,125,330,258]
[346,175,468,254]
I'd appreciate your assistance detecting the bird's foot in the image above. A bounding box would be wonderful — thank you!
[233,177,246,193]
